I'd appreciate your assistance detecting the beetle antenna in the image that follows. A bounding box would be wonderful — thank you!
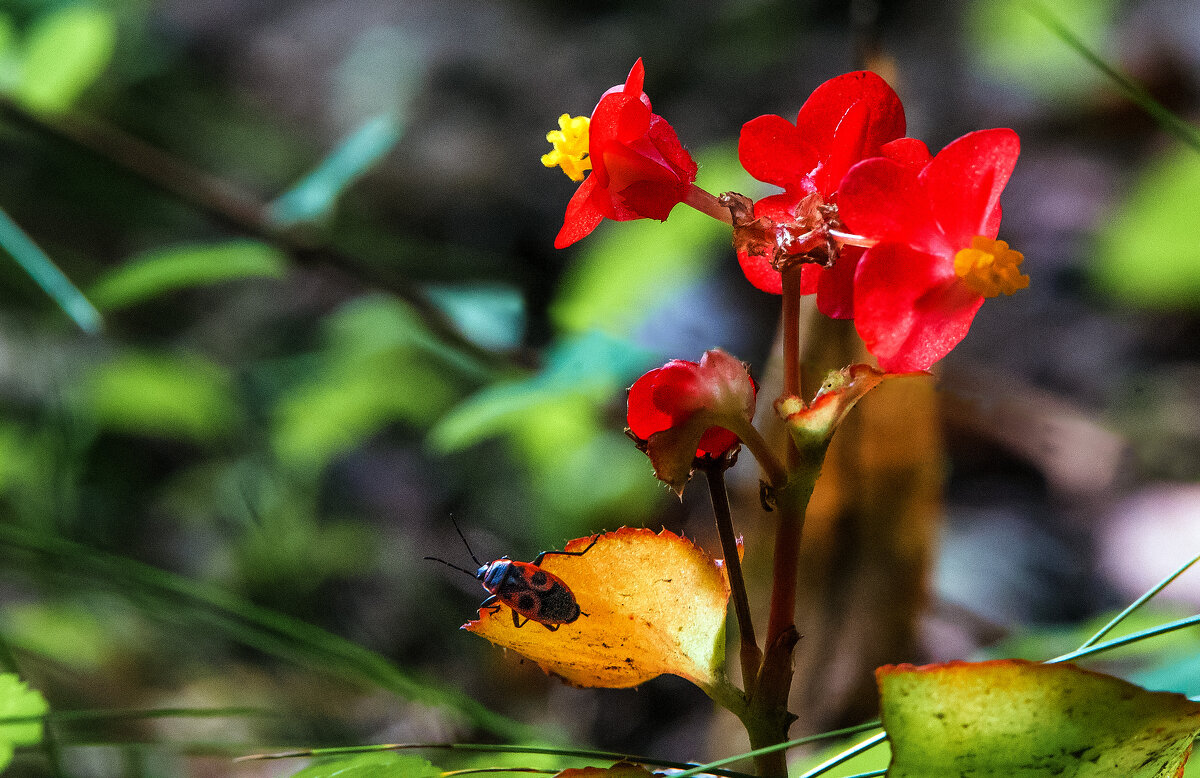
[447,515,484,567]
[424,556,479,578]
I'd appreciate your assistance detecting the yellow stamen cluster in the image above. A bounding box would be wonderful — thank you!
[541,114,591,182]
[954,235,1030,298]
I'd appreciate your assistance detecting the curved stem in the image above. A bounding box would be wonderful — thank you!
[684,184,735,225]
[703,465,762,693]
[726,418,788,490]
[829,229,878,249]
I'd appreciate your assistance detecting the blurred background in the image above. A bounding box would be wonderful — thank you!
[0,0,1199,774]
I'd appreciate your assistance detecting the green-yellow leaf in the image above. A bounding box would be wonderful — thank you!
[465,528,729,690]
[879,659,1200,777]
[290,752,439,778]
[88,241,287,311]
[84,352,238,442]
[15,5,117,114]
[0,673,48,771]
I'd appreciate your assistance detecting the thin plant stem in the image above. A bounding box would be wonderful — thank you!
[736,262,815,778]
[1078,550,1200,650]
[781,264,805,405]
[828,229,877,248]
[0,207,101,333]
[1048,613,1200,665]
[702,463,762,692]
[684,185,735,225]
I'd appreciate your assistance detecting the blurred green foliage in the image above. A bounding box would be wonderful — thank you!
[966,0,1118,102]
[0,674,47,771]
[1092,145,1200,309]
[87,241,287,311]
[0,4,115,114]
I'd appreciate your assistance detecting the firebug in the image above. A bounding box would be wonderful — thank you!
[426,520,599,631]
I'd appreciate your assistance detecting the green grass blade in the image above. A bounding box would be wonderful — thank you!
[0,523,533,741]
[1048,613,1200,664]
[793,732,889,778]
[240,742,758,778]
[665,723,884,778]
[1025,1,1200,153]
[0,207,101,333]
[1077,551,1200,650]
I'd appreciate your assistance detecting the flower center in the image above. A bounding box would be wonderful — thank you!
[954,236,1030,298]
[541,114,592,182]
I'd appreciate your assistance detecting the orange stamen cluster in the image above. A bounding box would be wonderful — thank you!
[541,114,591,182]
[954,236,1029,298]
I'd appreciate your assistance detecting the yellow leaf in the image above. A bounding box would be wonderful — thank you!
[464,528,730,689]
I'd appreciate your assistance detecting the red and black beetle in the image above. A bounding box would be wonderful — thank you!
[426,520,599,631]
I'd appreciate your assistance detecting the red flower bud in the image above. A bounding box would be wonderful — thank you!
[548,59,698,249]
[626,349,758,494]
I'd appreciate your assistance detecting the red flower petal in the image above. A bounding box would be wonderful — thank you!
[738,114,820,190]
[853,243,983,372]
[920,128,1020,248]
[555,174,605,249]
[795,70,905,196]
[696,427,739,457]
[623,58,646,97]
[795,71,905,152]
[880,137,932,170]
[815,245,862,320]
[838,157,947,256]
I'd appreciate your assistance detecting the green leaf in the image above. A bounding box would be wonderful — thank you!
[84,351,238,442]
[291,753,440,778]
[15,5,117,113]
[879,659,1200,777]
[270,114,403,228]
[0,674,48,771]
[1092,145,1200,308]
[550,146,751,336]
[428,331,650,454]
[424,283,525,351]
[88,241,287,311]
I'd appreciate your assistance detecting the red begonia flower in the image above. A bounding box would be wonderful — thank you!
[627,349,758,494]
[547,59,698,249]
[838,128,1028,372]
[735,70,907,315]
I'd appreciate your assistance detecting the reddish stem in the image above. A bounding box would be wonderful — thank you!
[683,185,735,225]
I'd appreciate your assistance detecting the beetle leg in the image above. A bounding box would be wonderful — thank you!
[512,611,528,628]
[480,595,502,615]
[542,622,560,632]
[532,534,601,566]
